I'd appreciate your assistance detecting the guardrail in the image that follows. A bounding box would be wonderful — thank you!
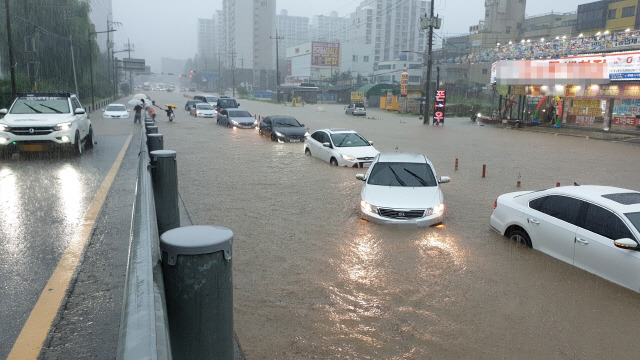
[116,127,172,359]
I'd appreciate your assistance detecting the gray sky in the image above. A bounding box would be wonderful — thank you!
[108,0,591,72]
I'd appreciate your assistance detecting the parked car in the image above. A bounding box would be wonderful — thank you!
[214,97,240,113]
[490,185,640,293]
[184,100,201,112]
[304,128,379,167]
[190,103,216,118]
[356,153,450,227]
[0,92,93,157]
[345,102,366,116]
[216,109,257,128]
[258,115,308,142]
[103,103,130,119]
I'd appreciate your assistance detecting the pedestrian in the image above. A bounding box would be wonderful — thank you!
[133,103,142,124]
[149,106,156,121]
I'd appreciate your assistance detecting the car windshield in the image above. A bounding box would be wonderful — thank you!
[330,132,370,147]
[10,97,70,114]
[367,162,437,187]
[106,105,126,112]
[273,117,301,127]
[217,99,237,108]
[625,212,640,235]
[205,96,218,103]
[196,104,214,110]
[228,110,251,117]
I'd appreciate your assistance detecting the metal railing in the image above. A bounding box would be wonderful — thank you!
[116,128,172,360]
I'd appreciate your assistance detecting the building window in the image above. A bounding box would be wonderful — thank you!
[505,26,511,34]
[608,9,617,19]
[482,69,488,75]
[353,55,358,62]
[363,56,369,62]
[622,6,636,18]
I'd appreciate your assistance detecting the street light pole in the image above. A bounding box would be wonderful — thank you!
[424,0,435,125]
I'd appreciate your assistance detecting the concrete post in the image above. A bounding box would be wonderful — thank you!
[160,225,234,360]
[146,125,158,134]
[150,150,179,235]
[147,133,163,153]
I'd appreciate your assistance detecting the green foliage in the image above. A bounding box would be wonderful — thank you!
[237,86,249,98]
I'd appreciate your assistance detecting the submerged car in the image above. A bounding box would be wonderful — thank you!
[356,153,450,227]
[217,109,257,128]
[258,115,308,142]
[304,128,379,167]
[490,185,640,293]
[190,103,216,118]
[345,102,366,116]
[103,103,130,119]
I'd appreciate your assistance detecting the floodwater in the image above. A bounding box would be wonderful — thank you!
[150,94,640,359]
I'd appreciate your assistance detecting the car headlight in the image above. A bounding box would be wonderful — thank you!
[0,123,10,132]
[425,203,445,216]
[196,111,200,115]
[253,120,258,126]
[360,200,379,215]
[231,120,239,125]
[274,131,284,137]
[54,122,72,131]
[304,131,310,137]
[341,154,355,161]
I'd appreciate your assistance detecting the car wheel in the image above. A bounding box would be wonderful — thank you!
[330,157,338,166]
[227,122,231,128]
[258,129,263,136]
[305,147,311,156]
[508,229,532,247]
[85,126,94,149]
[72,131,82,156]
[271,134,277,142]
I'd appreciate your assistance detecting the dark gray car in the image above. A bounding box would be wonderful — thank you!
[258,115,308,142]
[216,109,256,128]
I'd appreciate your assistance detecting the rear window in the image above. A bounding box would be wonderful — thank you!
[355,103,365,107]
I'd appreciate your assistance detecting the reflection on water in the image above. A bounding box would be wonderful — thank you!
[340,234,382,285]
[0,168,23,253]
[56,165,83,226]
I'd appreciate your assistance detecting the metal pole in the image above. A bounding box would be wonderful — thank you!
[4,0,16,98]
[160,225,234,360]
[425,0,434,125]
[88,30,95,106]
[70,35,79,95]
[150,150,180,235]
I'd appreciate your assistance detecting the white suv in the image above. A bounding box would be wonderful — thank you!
[0,92,93,157]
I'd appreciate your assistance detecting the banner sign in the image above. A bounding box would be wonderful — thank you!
[311,42,340,67]
[433,90,446,125]
[613,117,640,126]
[400,68,408,97]
[122,58,145,71]
[350,91,364,102]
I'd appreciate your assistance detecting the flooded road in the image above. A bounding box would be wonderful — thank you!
[150,93,640,359]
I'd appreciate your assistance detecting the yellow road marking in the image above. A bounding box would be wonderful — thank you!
[8,134,133,359]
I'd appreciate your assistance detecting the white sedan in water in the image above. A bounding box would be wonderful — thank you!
[103,103,130,118]
[490,185,640,293]
[356,153,450,227]
[304,128,379,168]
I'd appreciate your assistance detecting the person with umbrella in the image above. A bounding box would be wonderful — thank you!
[164,104,177,122]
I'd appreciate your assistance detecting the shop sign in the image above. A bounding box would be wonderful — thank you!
[526,85,541,96]
[608,54,640,80]
[433,90,446,125]
[311,42,340,67]
[498,85,509,95]
[510,85,525,95]
[565,85,582,97]
[575,116,596,124]
[400,68,408,97]
[585,84,620,97]
[622,84,640,97]
[613,117,640,126]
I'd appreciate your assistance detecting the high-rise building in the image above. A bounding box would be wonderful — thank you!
[343,0,429,81]
[197,18,215,68]
[310,12,348,44]
[276,10,310,58]
[222,0,275,89]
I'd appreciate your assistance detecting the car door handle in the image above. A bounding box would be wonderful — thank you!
[527,218,540,225]
[575,237,589,245]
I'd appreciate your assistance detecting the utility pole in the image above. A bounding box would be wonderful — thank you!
[230,51,236,97]
[4,0,16,98]
[271,29,284,101]
[89,28,116,106]
[424,0,435,125]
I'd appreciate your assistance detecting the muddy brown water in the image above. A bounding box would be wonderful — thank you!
[149,94,640,359]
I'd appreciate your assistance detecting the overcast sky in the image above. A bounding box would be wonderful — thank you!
[107,0,591,72]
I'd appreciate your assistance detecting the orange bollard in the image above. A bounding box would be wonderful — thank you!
[455,158,458,171]
[482,164,486,178]
[556,182,560,187]
[517,173,521,187]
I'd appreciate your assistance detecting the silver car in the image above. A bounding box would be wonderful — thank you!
[356,153,450,228]
[345,102,366,116]
[216,109,257,128]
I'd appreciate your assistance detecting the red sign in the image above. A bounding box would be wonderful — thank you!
[311,42,340,67]
[613,117,640,126]
[433,90,446,125]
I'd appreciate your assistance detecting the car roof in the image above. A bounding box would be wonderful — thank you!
[377,153,427,163]
[107,103,125,106]
[546,185,640,212]
[320,128,357,134]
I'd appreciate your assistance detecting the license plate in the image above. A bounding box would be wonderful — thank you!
[363,162,371,168]
[21,144,45,151]
[242,126,252,129]
[289,139,300,143]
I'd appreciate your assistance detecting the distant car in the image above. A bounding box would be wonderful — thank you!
[216,109,257,128]
[188,88,196,92]
[214,97,239,114]
[184,100,201,112]
[491,185,640,293]
[190,103,216,118]
[304,129,379,167]
[194,94,219,107]
[356,153,450,227]
[103,103,130,119]
[345,102,366,116]
[258,115,308,142]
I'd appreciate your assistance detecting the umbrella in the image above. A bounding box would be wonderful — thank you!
[128,99,143,106]
[165,104,177,109]
[142,98,152,108]
[132,93,148,100]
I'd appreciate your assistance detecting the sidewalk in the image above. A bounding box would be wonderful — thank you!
[511,122,640,143]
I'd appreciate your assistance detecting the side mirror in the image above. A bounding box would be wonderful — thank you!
[0,108,7,115]
[322,142,331,148]
[439,176,451,184]
[127,109,131,112]
[356,174,366,181]
[614,238,639,250]
[237,103,240,107]
[300,123,305,127]
[75,108,86,115]
[368,141,374,145]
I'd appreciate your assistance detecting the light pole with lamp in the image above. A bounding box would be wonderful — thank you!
[88,28,116,107]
